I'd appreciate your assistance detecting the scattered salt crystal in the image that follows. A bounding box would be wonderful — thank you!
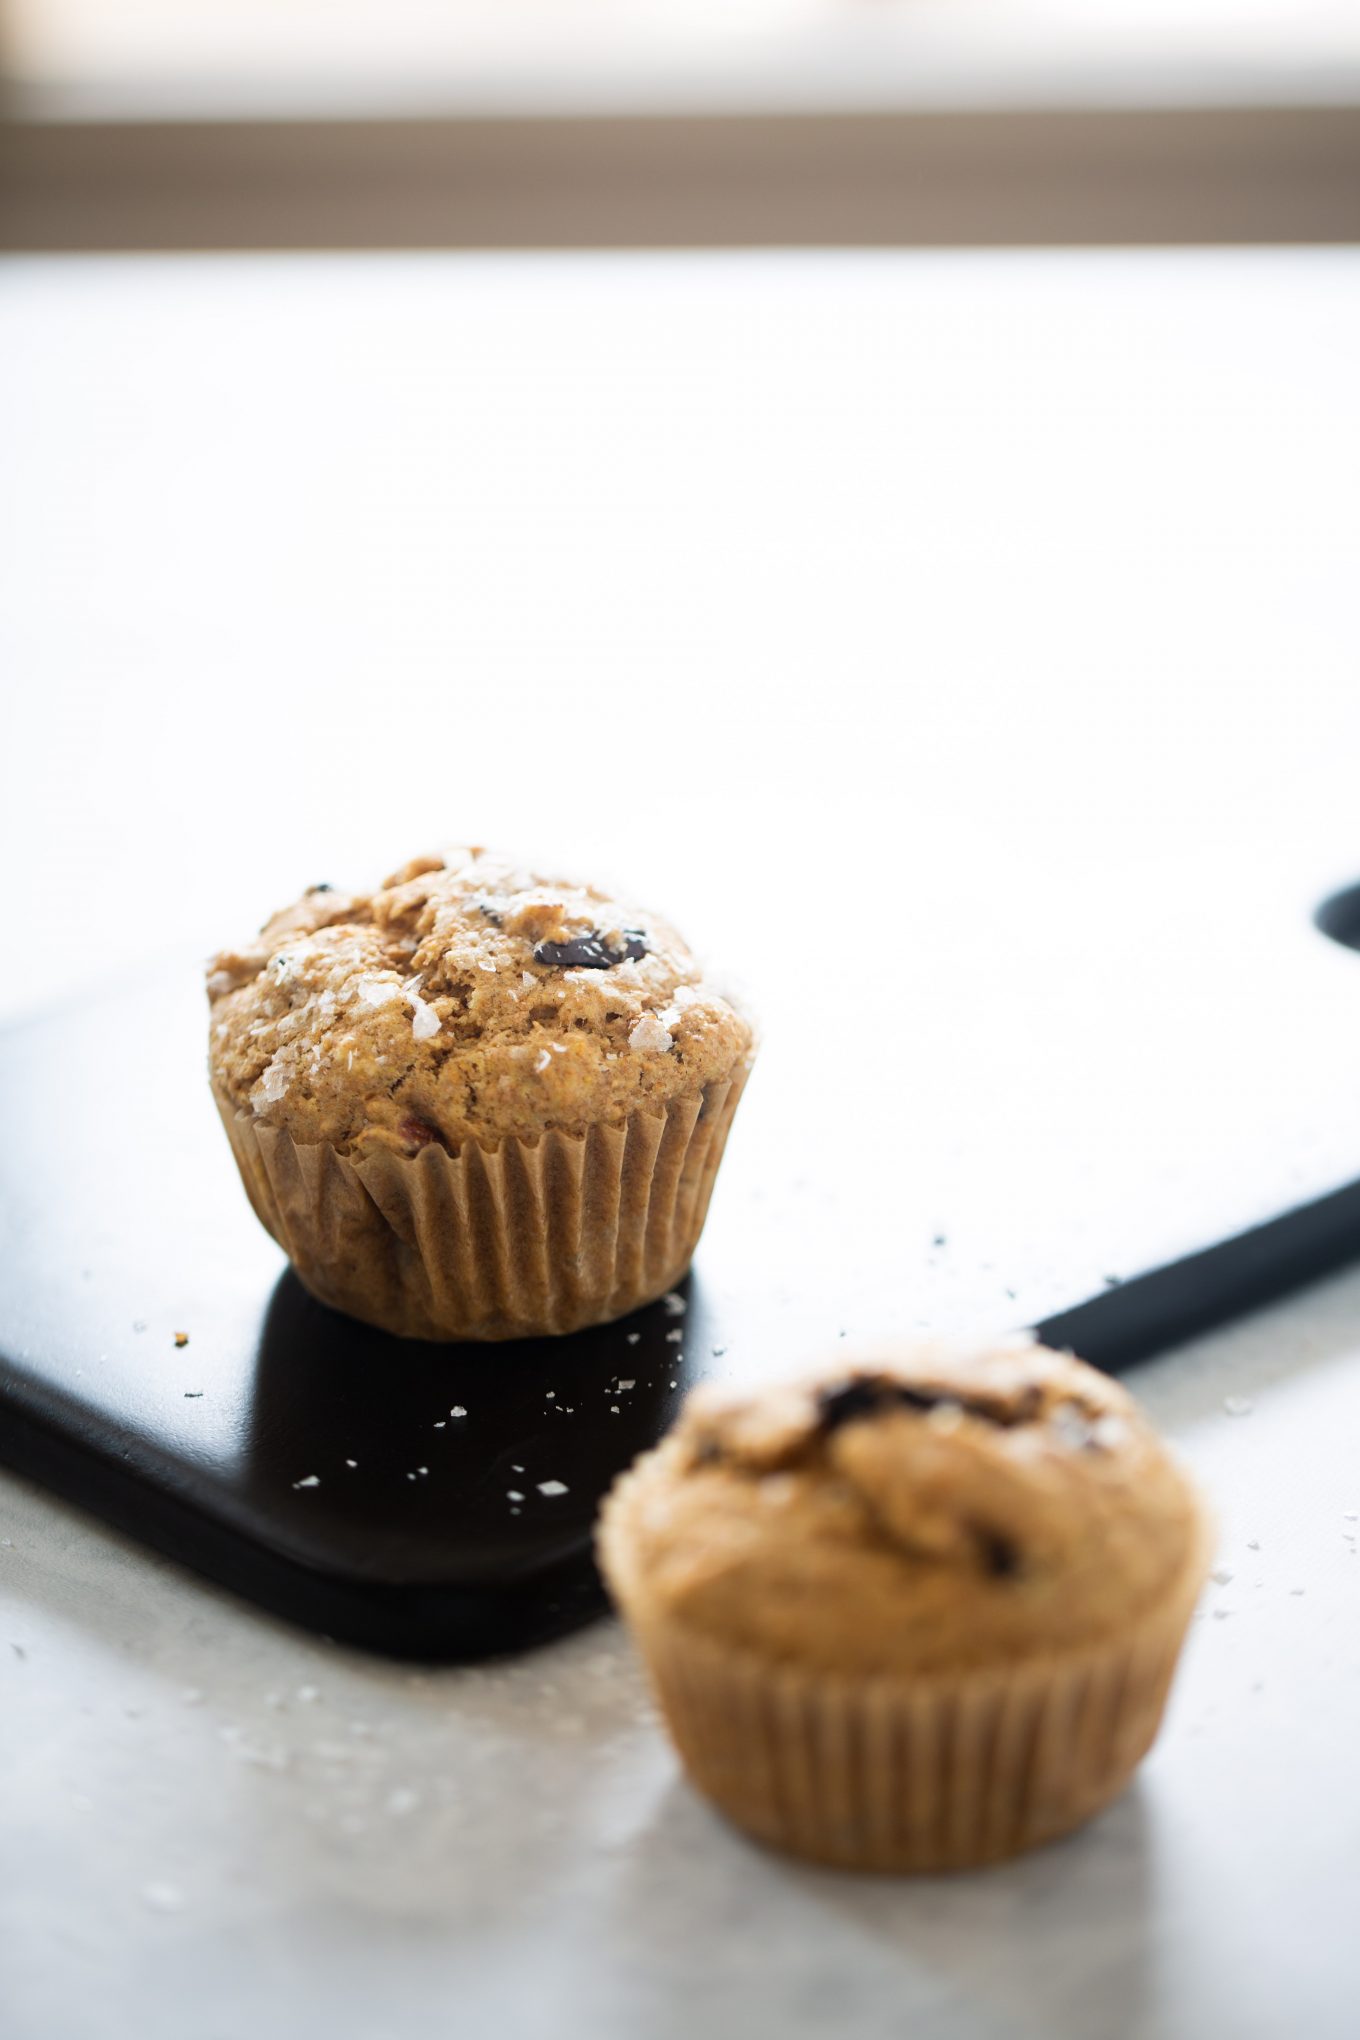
[478,960,498,974]
[345,1459,358,1468]
[1211,1568,1234,1586]
[610,1406,619,1415]
[538,1480,569,1497]
[628,1013,674,1055]
[1223,1396,1254,1417]
[356,975,403,1007]
[507,1490,524,1502]
[434,1421,445,1428]
[617,1379,635,1391]
[417,1466,428,1477]
[626,1333,640,1345]
[663,1293,686,1316]
[451,1406,467,1418]
[535,1050,552,1073]
[405,977,442,1042]
[253,1056,290,1109]
[293,1475,320,1490]
[142,1882,185,1914]
[545,1391,555,1400]
[665,1328,683,1343]
[512,1464,524,1472]
[522,972,536,988]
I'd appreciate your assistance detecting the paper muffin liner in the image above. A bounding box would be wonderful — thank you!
[212,1062,750,1341]
[602,1515,1210,1874]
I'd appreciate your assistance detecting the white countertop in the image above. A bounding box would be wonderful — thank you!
[3,250,1360,2036]
[4,1268,1360,2040]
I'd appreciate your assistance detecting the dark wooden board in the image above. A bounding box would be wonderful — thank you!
[3,879,1360,1660]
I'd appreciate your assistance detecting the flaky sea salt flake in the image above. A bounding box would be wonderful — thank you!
[404,976,442,1042]
[537,1480,569,1497]
[293,1475,320,1489]
[628,1012,674,1055]
[356,974,403,1008]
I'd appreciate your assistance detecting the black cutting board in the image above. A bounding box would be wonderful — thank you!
[3,879,1360,1661]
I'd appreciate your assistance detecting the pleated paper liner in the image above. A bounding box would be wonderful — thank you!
[602,1518,1210,1874]
[212,1062,750,1341]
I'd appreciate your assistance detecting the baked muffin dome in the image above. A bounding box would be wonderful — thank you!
[603,1338,1202,1677]
[208,846,752,1156]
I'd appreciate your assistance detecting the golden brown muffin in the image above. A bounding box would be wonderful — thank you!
[599,1339,1210,1872]
[208,847,754,1340]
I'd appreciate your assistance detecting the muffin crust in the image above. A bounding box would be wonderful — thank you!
[208,847,753,1156]
[601,1340,1206,1677]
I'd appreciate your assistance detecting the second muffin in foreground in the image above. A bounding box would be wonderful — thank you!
[208,846,754,1340]
[599,1339,1210,1872]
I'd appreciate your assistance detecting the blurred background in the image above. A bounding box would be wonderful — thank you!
[2,1,1358,1046]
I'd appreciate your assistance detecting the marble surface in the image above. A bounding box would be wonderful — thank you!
[4,1265,1360,2040]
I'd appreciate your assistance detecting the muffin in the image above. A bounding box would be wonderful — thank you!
[207,846,754,1340]
[598,1339,1210,1872]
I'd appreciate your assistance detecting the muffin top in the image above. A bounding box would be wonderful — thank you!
[207,847,753,1156]
[599,1340,1206,1677]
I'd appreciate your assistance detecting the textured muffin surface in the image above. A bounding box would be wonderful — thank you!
[601,1340,1205,1677]
[208,847,753,1155]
